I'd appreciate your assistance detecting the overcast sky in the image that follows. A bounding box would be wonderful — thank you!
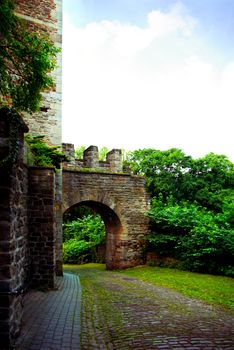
[62,0,234,161]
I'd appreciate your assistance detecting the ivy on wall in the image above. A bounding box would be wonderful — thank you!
[0,106,27,168]
[25,135,69,169]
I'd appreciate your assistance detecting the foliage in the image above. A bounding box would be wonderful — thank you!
[148,198,234,275]
[125,148,193,201]
[75,145,110,161]
[64,205,93,223]
[25,135,68,168]
[63,214,106,264]
[0,0,59,112]
[99,147,109,161]
[75,145,86,159]
[0,106,26,168]
[126,149,234,210]
[126,148,234,276]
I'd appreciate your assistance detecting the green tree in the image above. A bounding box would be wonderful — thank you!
[188,153,234,212]
[0,0,59,112]
[63,214,106,264]
[147,198,234,275]
[126,149,234,214]
[75,145,86,159]
[99,147,109,161]
[127,148,234,275]
[125,148,193,202]
[75,146,110,161]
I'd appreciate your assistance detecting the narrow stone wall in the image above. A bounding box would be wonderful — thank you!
[0,109,29,349]
[28,168,56,289]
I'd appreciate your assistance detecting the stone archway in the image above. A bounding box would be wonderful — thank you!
[63,200,124,269]
[62,169,150,269]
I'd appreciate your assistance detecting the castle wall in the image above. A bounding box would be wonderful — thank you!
[62,144,124,173]
[0,110,29,348]
[63,170,150,269]
[28,168,56,288]
[15,0,62,146]
[15,0,64,276]
[0,109,57,348]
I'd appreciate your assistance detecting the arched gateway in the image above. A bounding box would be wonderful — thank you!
[62,145,150,269]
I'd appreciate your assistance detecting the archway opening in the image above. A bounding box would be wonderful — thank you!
[63,200,123,269]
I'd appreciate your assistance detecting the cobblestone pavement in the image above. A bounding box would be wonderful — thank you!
[17,267,233,350]
[17,273,81,350]
[66,266,234,350]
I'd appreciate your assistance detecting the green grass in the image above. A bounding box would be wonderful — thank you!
[119,266,234,311]
[64,263,234,312]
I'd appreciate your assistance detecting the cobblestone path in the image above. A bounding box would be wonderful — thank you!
[66,266,234,350]
[17,273,81,350]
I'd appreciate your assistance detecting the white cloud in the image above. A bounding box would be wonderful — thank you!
[62,2,234,161]
[148,1,196,37]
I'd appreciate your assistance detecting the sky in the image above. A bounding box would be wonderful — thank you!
[62,0,234,161]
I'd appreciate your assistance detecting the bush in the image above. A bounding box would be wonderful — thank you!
[147,198,234,276]
[63,214,106,264]
[25,135,68,168]
[63,239,91,264]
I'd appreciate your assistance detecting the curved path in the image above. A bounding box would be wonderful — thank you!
[17,273,81,350]
[18,267,233,350]
[72,266,234,350]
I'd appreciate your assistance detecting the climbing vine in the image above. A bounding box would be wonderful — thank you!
[0,106,26,168]
[0,0,59,112]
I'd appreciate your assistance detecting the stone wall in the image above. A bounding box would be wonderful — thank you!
[63,170,150,269]
[15,0,63,277]
[28,168,56,289]
[62,144,123,173]
[0,110,29,349]
[15,0,62,146]
[0,109,57,348]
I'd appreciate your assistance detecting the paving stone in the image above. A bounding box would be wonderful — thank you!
[16,268,234,350]
[77,267,234,350]
[16,273,81,350]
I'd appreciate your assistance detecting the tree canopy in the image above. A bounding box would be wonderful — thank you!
[0,0,59,112]
[126,148,234,276]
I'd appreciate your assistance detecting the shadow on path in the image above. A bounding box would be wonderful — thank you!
[17,273,81,350]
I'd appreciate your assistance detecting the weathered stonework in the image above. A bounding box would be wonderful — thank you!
[62,144,123,173]
[15,0,63,276]
[0,110,57,348]
[28,167,56,289]
[0,110,29,349]
[15,0,62,146]
[62,146,150,269]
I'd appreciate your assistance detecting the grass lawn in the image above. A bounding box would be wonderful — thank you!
[64,263,234,312]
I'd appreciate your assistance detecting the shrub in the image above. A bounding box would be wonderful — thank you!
[63,214,106,264]
[147,198,234,276]
[63,239,91,264]
[25,135,68,168]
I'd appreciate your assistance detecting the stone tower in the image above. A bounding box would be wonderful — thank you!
[15,0,63,274]
[15,0,62,145]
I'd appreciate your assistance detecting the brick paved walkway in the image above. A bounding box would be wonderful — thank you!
[17,273,81,350]
[17,267,234,350]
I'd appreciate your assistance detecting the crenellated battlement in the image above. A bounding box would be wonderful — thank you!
[62,144,123,173]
